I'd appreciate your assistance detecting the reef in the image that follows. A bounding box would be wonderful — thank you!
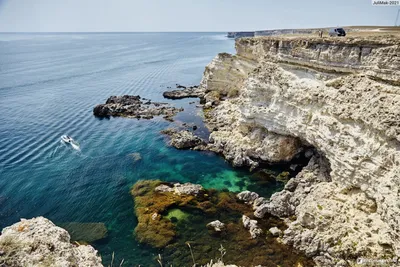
[131,180,314,266]
[0,217,103,267]
[93,95,183,121]
[196,35,400,266]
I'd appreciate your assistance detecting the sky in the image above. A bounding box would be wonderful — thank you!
[0,0,399,32]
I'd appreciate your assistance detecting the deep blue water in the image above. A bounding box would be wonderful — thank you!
[0,33,284,266]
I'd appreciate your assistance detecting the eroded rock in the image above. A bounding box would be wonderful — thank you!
[199,35,400,265]
[0,217,103,267]
[93,95,183,121]
[206,220,226,232]
[163,84,204,99]
[161,128,206,149]
[242,215,262,239]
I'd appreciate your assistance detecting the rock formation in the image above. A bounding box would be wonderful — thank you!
[93,95,183,121]
[163,84,204,99]
[241,215,262,238]
[200,35,400,266]
[0,217,103,267]
[206,220,226,232]
[161,128,206,149]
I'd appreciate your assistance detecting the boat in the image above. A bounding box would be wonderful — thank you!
[61,135,73,143]
[61,135,80,151]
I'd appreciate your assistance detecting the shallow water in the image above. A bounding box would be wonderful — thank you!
[0,32,287,265]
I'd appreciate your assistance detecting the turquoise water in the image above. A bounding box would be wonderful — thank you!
[0,33,285,265]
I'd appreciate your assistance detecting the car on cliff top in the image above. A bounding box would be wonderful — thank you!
[329,28,346,37]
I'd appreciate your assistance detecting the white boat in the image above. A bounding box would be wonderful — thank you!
[61,135,73,143]
[61,135,80,151]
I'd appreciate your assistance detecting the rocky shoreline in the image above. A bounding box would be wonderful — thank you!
[157,35,400,266]
[190,35,400,266]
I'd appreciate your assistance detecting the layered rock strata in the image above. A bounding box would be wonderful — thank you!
[0,217,103,267]
[200,36,400,266]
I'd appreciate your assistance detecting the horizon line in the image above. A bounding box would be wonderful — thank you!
[1,25,398,34]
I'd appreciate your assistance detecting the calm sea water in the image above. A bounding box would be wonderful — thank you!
[0,33,284,265]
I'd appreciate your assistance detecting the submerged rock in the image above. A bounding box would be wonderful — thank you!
[131,180,314,266]
[93,95,183,121]
[58,222,108,243]
[128,152,142,163]
[0,217,103,267]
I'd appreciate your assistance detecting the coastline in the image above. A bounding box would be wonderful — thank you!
[1,30,400,266]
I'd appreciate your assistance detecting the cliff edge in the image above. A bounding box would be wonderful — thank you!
[200,35,400,266]
[0,217,103,267]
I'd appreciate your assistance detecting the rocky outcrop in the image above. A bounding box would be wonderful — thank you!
[201,35,400,266]
[161,128,206,149]
[163,85,204,99]
[93,95,183,121]
[241,215,262,239]
[0,217,103,267]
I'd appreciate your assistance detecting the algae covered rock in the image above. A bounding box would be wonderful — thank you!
[130,180,314,266]
[0,217,103,267]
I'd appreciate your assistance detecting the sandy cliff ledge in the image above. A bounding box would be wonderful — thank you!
[200,35,400,266]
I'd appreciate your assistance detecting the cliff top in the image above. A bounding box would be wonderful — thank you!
[239,34,400,46]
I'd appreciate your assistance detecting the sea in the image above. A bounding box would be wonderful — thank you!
[0,32,285,266]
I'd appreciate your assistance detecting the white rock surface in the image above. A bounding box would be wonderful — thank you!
[242,215,262,238]
[155,182,204,195]
[206,220,226,232]
[0,217,103,267]
[269,227,282,237]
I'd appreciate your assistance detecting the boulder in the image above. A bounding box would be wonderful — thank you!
[161,129,206,149]
[242,215,262,238]
[206,220,226,232]
[269,227,282,237]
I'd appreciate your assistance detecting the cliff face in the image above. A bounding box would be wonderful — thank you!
[200,36,400,266]
[0,217,103,267]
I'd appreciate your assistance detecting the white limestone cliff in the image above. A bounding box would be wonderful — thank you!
[201,36,400,266]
